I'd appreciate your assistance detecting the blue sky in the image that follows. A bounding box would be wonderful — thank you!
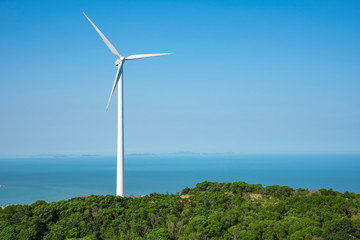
[0,0,359,156]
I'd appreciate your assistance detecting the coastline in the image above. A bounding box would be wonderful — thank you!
[1,155,360,206]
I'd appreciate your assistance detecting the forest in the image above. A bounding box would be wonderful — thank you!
[1,181,360,239]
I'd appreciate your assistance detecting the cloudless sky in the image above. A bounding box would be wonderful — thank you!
[0,0,359,156]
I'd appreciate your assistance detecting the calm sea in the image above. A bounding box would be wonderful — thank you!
[0,155,359,206]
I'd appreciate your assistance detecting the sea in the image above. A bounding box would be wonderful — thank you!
[0,154,359,206]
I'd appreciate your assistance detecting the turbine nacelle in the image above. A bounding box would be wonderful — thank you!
[115,57,125,66]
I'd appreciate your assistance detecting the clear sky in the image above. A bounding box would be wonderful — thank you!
[0,0,359,156]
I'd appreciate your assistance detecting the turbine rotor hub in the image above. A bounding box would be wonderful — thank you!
[115,57,125,66]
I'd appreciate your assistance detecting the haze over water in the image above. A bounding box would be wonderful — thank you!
[1,154,359,206]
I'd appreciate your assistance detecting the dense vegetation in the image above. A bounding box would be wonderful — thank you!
[1,181,360,240]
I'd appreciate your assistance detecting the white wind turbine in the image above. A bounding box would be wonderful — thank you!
[83,13,172,197]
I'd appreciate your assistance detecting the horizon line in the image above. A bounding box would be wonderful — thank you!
[1,152,360,159]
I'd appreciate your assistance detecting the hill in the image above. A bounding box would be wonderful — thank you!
[1,181,360,239]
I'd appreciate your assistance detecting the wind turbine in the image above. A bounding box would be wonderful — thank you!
[83,13,172,197]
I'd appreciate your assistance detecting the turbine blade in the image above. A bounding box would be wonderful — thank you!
[125,53,173,60]
[106,62,123,111]
[83,12,121,58]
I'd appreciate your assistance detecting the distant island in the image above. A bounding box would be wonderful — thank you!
[0,181,359,239]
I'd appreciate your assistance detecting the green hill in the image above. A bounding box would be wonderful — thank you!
[1,181,360,239]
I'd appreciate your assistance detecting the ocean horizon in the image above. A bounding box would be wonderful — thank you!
[1,154,359,206]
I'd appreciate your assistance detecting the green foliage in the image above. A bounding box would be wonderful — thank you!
[0,225,17,240]
[147,228,170,240]
[1,181,360,239]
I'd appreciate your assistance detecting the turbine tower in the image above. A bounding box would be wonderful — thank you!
[84,13,172,197]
